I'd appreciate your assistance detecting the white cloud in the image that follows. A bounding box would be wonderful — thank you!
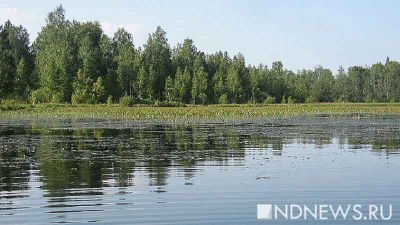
[0,6,41,42]
[101,21,143,37]
[0,6,38,25]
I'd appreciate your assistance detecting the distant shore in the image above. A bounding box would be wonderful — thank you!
[1,103,400,122]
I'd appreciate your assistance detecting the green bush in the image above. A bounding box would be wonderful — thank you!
[71,92,96,104]
[31,88,51,104]
[107,95,113,105]
[281,96,287,104]
[287,96,294,104]
[119,96,135,107]
[305,97,315,103]
[218,94,228,104]
[134,98,153,105]
[263,96,276,104]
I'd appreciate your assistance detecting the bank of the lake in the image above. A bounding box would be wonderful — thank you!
[1,103,400,121]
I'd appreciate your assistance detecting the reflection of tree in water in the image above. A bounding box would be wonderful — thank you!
[0,124,341,197]
[36,136,104,197]
[2,119,400,199]
[344,127,400,155]
[35,128,140,197]
[0,126,36,194]
[0,148,31,192]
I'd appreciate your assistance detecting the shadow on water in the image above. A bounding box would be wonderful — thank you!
[0,117,400,224]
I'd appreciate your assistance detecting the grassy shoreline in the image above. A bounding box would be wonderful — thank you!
[1,103,400,121]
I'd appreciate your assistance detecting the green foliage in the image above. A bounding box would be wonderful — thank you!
[155,101,185,107]
[107,95,113,105]
[287,96,294,104]
[218,94,229,104]
[71,92,96,104]
[113,28,138,98]
[71,69,96,104]
[164,76,175,102]
[191,63,208,104]
[175,67,191,103]
[0,21,34,99]
[119,96,135,107]
[6,103,400,121]
[263,96,276,104]
[31,88,51,104]
[93,77,105,102]
[309,67,335,102]
[134,98,153,105]
[305,96,315,103]
[227,54,249,103]
[4,6,400,106]
[142,26,172,101]
[34,5,75,102]
[281,96,287,104]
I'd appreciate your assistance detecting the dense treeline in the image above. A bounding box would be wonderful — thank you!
[1,6,400,105]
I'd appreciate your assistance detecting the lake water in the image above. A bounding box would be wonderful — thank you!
[0,117,399,224]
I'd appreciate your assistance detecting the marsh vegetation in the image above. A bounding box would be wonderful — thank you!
[2,103,400,121]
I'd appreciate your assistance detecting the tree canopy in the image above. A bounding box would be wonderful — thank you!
[1,5,400,105]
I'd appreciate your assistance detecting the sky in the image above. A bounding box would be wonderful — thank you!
[0,0,399,72]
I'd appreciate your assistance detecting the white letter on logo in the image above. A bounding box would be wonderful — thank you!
[369,205,378,220]
[275,204,288,220]
[319,204,328,220]
[304,205,318,220]
[290,204,303,220]
[380,205,392,221]
[352,204,363,220]
[330,204,351,220]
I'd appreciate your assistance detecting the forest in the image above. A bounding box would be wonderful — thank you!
[1,5,400,106]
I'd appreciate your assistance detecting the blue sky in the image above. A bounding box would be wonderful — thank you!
[0,0,399,72]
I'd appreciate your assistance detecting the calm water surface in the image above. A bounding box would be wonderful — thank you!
[0,117,400,224]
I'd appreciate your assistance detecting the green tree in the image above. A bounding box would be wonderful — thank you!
[14,58,30,98]
[334,66,350,102]
[370,63,385,102]
[137,66,149,99]
[249,64,269,103]
[212,52,230,103]
[142,26,172,100]
[192,64,208,104]
[93,76,105,102]
[164,76,175,102]
[175,67,191,103]
[269,61,288,103]
[113,28,138,98]
[104,69,120,101]
[172,38,197,74]
[0,21,34,99]
[226,53,249,103]
[71,69,95,104]
[384,61,400,102]
[34,5,76,102]
[309,67,335,102]
[347,66,369,102]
